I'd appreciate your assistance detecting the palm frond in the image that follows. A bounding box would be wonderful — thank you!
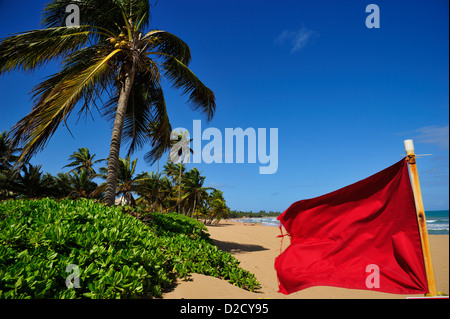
[0,27,93,74]
[4,0,216,177]
[118,0,151,28]
[10,49,121,164]
[32,45,116,120]
[42,0,150,32]
[144,120,172,165]
[161,56,216,121]
[43,0,120,30]
[143,30,191,64]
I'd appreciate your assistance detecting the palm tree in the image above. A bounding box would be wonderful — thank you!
[98,156,147,206]
[158,175,175,213]
[50,172,73,198]
[169,130,193,214]
[7,164,49,198]
[63,147,104,175]
[0,130,20,171]
[136,171,163,212]
[163,160,189,214]
[182,167,209,218]
[205,189,229,224]
[66,170,99,199]
[1,0,216,206]
[0,131,22,199]
[0,168,17,199]
[163,160,183,185]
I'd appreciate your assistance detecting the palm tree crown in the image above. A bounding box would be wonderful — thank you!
[99,155,147,206]
[0,0,216,205]
[0,131,20,170]
[63,147,104,175]
[182,167,209,218]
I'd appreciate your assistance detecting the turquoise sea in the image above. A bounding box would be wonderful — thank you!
[425,210,449,235]
[233,210,449,235]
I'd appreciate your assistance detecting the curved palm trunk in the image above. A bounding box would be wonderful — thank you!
[104,63,136,206]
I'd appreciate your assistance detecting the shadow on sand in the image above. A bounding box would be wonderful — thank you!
[212,238,268,254]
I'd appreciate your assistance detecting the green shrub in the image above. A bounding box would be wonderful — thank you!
[146,211,211,240]
[145,213,260,291]
[0,198,260,299]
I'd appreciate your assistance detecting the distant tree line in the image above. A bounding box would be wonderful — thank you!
[0,131,229,224]
[227,210,281,219]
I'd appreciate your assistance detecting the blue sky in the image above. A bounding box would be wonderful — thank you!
[0,0,448,211]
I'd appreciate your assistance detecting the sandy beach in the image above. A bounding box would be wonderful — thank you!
[163,221,449,299]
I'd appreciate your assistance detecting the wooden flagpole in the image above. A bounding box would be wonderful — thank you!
[404,139,437,296]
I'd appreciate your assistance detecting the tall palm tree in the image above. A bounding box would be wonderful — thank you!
[0,0,216,206]
[163,160,188,214]
[63,147,104,175]
[169,130,193,214]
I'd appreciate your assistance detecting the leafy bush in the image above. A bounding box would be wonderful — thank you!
[146,211,211,240]
[145,212,260,291]
[0,198,260,299]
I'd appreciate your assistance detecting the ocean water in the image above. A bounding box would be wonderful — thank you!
[426,210,449,235]
[233,210,449,235]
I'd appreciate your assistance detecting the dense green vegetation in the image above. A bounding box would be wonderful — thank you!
[0,133,230,224]
[0,198,260,299]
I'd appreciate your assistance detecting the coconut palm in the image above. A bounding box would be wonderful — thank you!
[49,172,72,198]
[98,156,147,206]
[163,160,189,213]
[63,147,104,175]
[0,168,17,199]
[158,175,175,213]
[6,164,48,198]
[65,170,99,199]
[169,130,193,214]
[0,0,216,206]
[182,167,209,218]
[135,171,163,212]
[204,189,229,224]
[163,160,183,185]
[0,131,20,171]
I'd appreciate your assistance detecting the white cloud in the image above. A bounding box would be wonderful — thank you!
[413,125,449,150]
[275,26,318,53]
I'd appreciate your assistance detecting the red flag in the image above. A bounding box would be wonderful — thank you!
[275,159,428,295]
